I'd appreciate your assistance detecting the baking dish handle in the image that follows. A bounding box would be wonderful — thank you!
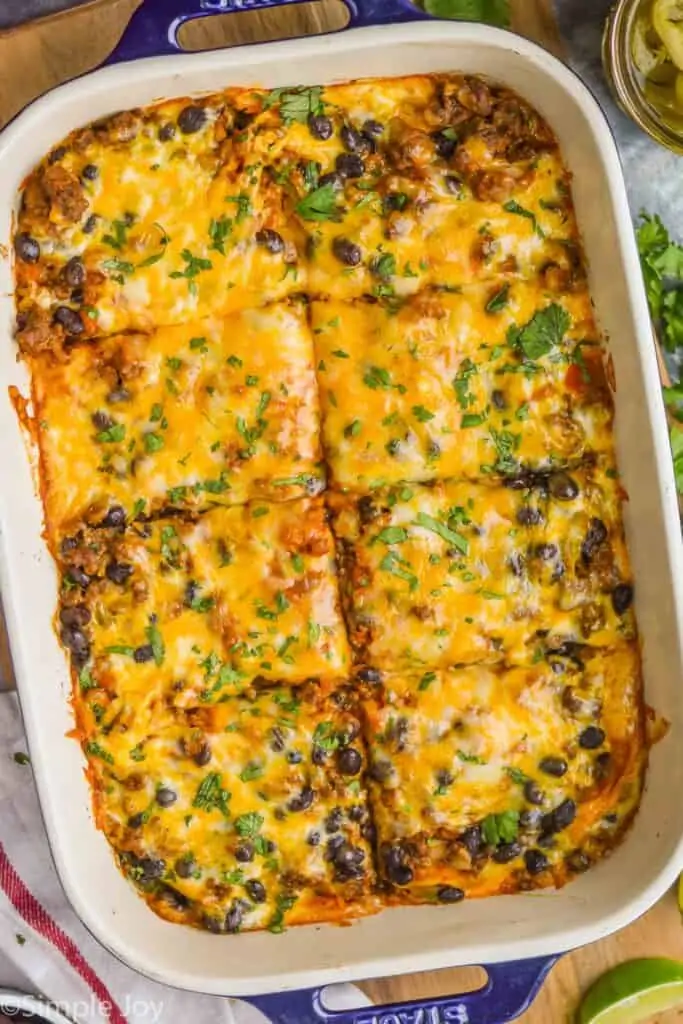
[104,0,430,65]
[245,955,559,1024]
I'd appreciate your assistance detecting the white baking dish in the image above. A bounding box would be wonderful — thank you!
[1,0,682,1014]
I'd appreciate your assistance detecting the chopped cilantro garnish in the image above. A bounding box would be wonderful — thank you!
[145,618,165,666]
[414,512,468,554]
[95,423,125,444]
[169,248,213,295]
[295,183,341,222]
[482,809,519,846]
[508,304,570,361]
[264,85,324,124]
[234,811,264,837]
[193,772,231,816]
[208,215,232,255]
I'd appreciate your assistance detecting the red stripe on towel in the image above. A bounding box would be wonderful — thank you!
[0,841,127,1024]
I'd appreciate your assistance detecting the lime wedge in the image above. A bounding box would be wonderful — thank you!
[578,959,683,1023]
[653,0,683,71]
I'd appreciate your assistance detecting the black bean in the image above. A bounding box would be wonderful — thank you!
[203,914,224,934]
[235,842,254,863]
[288,786,315,812]
[307,113,333,140]
[158,122,176,141]
[581,518,608,563]
[81,163,99,181]
[517,506,543,526]
[357,665,381,682]
[539,756,568,778]
[566,849,591,873]
[177,105,206,134]
[71,287,85,305]
[53,306,84,336]
[311,745,327,766]
[538,832,556,850]
[307,830,321,846]
[101,505,126,528]
[535,543,558,561]
[612,583,634,615]
[459,825,483,856]
[194,743,211,767]
[255,228,285,254]
[156,787,177,808]
[444,174,463,196]
[437,886,465,904]
[106,387,131,404]
[386,438,401,456]
[59,604,91,628]
[92,410,114,432]
[579,726,605,750]
[14,233,40,263]
[544,798,576,834]
[160,884,188,910]
[133,644,155,663]
[384,847,413,886]
[325,808,344,834]
[433,130,457,160]
[332,236,362,266]
[594,751,612,781]
[105,562,133,587]
[341,125,372,155]
[524,780,545,806]
[491,389,507,410]
[66,568,90,589]
[508,551,524,577]
[138,856,165,882]
[348,804,365,823]
[175,856,196,878]
[60,626,90,660]
[127,813,146,829]
[363,119,384,137]
[334,843,365,871]
[62,256,86,288]
[83,214,98,234]
[524,849,549,875]
[335,153,365,178]
[337,747,362,776]
[287,750,303,765]
[245,879,267,903]
[48,146,67,164]
[549,472,579,501]
[520,808,543,830]
[318,171,344,190]
[225,901,243,933]
[492,842,522,864]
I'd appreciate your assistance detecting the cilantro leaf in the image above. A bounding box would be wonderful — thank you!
[422,0,510,26]
[481,809,519,846]
[265,86,324,125]
[509,304,570,361]
[295,183,342,223]
[414,512,469,554]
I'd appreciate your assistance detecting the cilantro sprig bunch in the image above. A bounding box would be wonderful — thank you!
[419,0,510,25]
[636,212,683,496]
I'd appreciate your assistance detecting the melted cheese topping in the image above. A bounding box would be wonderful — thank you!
[86,684,377,931]
[31,303,323,539]
[312,286,612,490]
[69,498,350,698]
[362,645,644,899]
[15,72,645,935]
[330,467,635,670]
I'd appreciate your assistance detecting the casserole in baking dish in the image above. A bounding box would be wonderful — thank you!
[12,66,645,936]
[0,1,681,1005]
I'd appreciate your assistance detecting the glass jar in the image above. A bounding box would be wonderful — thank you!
[603,0,683,153]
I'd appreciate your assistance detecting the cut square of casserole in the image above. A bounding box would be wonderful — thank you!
[311,285,612,491]
[81,682,377,932]
[31,302,323,540]
[361,644,644,902]
[59,497,351,697]
[14,92,307,349]
[330,467,635,671]
[244,76,582,302]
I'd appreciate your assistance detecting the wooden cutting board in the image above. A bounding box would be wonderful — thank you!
[0,3,681,1021]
